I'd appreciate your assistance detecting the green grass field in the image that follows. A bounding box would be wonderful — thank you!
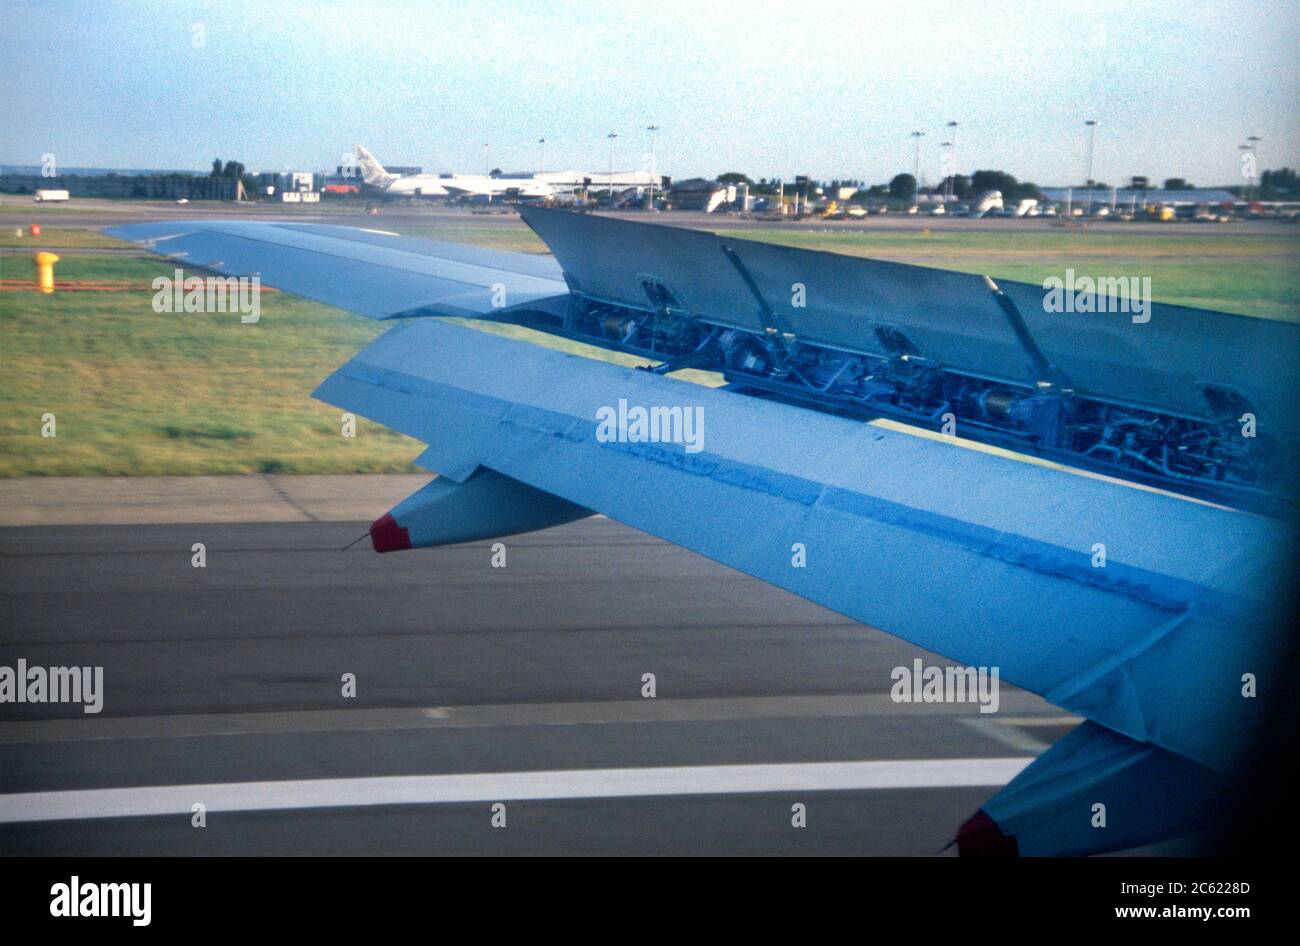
[0,247,706,476]
[715,228,1300,321]
[1,255,415,475]
[0,228,127,248]
[2,223,1296,476]
[0,204,104,215]
[391,225,552,255]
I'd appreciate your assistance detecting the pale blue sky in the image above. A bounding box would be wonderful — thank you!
[2,0,1296,185]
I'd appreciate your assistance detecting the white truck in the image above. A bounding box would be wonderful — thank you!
[33,189,70,202]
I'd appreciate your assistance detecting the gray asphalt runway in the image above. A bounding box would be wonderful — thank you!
[0,515,1072,855]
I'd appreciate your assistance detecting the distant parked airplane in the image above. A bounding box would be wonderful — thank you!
[354,144,552,200]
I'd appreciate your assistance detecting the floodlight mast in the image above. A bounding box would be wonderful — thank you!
[646,125,659,211]
[1084,119,1099,215]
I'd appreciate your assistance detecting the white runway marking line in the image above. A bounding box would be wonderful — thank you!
[0,758,1032,824]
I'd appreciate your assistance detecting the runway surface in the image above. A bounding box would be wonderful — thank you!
[0,487,1079,855]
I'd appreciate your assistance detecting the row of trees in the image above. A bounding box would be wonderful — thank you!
[1258,168,1299,200]
[210,158,260,200]
[210,158,245,179]
[715,169,1045,203]
[886,170,1044,202]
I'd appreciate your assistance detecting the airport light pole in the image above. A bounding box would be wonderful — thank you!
[646,124,659,211]
[607,132,618,208]
[945,120,958,202]
[1247,135,1261,200]
[1084,119,1099,216]
[484,142,490,176]
[940,141,952,202]
[911,130,925,204]
[538,138,546,177]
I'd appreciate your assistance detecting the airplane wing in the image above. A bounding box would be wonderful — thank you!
[435,182,490,198]
[113,210,1298,856]
[104,219,567,318]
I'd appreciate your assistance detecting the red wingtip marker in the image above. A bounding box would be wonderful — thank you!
[956,809,1019,857]
[369,513,412,553]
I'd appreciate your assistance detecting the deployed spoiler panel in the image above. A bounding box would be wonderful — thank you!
[519,206,1298,432]
[1003,280,1298,427]
[715,236,1057,382]
[517,208,770,333]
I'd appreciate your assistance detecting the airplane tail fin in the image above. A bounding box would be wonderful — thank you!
[354,144,397,189]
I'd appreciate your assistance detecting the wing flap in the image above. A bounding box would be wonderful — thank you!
[314,319,1288,773]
